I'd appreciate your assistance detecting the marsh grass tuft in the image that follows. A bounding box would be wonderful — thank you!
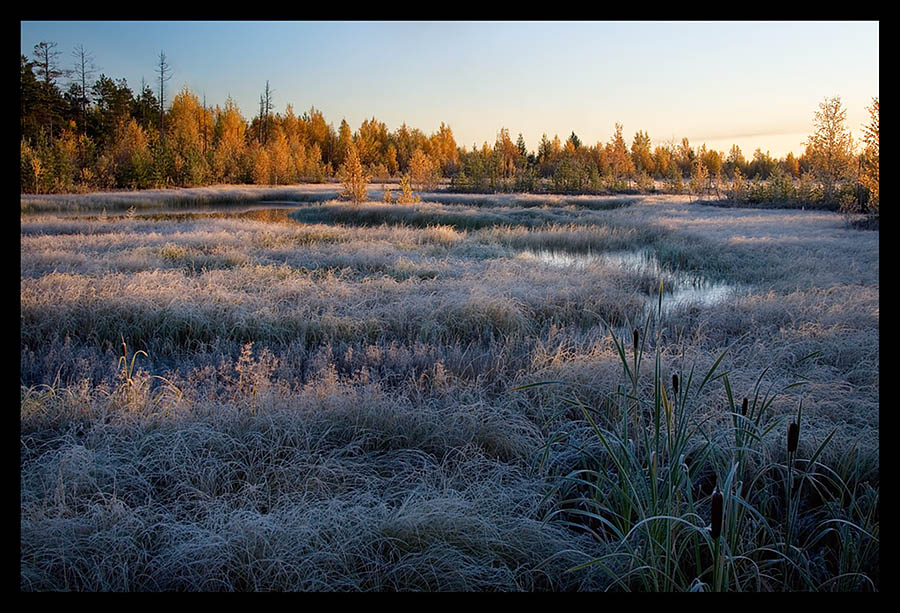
[529,285,878,591]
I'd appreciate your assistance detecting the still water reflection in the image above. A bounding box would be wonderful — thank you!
[518,248,744,315]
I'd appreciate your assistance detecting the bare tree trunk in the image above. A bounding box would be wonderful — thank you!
[156,51,171,144]
[72,44,96,137]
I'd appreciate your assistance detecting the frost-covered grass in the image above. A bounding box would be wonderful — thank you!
[20,192,878,591]
[19,183,640,214]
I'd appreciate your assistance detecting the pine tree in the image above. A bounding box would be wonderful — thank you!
[32,41,68,138]
[567,131,582,150]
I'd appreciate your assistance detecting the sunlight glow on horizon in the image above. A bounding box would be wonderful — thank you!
[20,20,879,159]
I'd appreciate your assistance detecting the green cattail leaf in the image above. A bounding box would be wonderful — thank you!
[808,428,837,467]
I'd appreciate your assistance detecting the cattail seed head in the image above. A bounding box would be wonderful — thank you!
[741,397,748,416]
[710,486,724,540]
[672,373,679,395]
[787,422,799,454]
[633,328,639,355]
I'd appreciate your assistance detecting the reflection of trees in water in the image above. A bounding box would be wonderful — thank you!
[120,208,295,224]
[237,209,291,223]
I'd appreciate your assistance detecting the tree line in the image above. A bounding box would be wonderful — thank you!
[19,41,878,215]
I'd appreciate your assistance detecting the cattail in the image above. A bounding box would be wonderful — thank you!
[633,328,639,356]
[787,422,799,454]
[710,486,724,540]
[741,397,748,416]
[672,373,679,395]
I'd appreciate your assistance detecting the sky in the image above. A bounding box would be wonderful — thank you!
[20,20,879,159]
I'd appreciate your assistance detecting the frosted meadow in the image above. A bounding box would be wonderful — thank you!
[20,188,878,590]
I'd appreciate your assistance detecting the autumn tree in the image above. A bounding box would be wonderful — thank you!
[699,145,724,196]
[336,119,353,169]
[279,104,315,181]
[495,128,518,181]
[385,144,399,176]
[859,97,878,213]
[652,144,673,179]
[606,123,635,186]
[429,122,459,175]
[339,143,369,204]
[167,86,210,186]
[689,157,709,200]
[357,116,389,171]
[392,123,414,173]
[304,107,337,170]
[409,147,439,192]
[107,117,153,188]
[249,142,271,184]
[20,138,43,193]
[397,173,419,204]
[212,97,248,184]
[725,144,747,179]
[47,124,87,192]
[631,130,654,176]
[267,126,294,184]
[305,143,328,182]
[804,95,855,202]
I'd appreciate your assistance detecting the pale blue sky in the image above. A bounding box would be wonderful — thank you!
[21,20,879,158]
